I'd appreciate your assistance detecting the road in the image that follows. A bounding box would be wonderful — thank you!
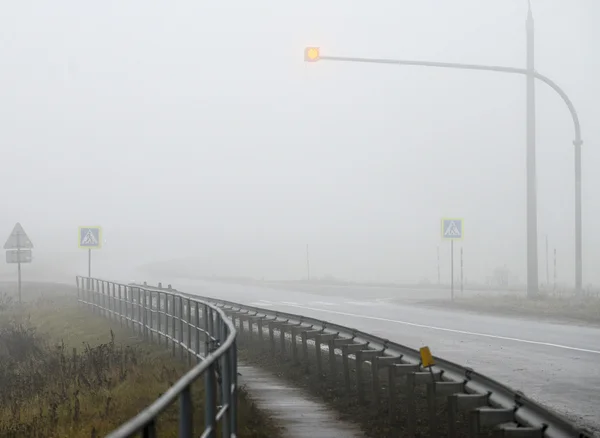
[144,276,600,434]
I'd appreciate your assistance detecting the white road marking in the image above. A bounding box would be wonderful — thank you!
[278,303,600,355]
[308,301,335,306]
[250,302,272,307]
[345,301,377,306]
[281,301,298,306]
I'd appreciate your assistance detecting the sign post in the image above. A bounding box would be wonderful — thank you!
[4,223,34,304]
[441,218,463,301]
[78,227,102,283]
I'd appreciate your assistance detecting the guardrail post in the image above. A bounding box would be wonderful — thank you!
[371,355,380,403]
[179,385,193,438]
[156,292,161,346]
[112,283,117,319]
[469,407,515,438]
[236,313,243,337]
[101,281,106,317]
[291,325,302,364]
[315,333,337,378]
[355,350,365,403]
[447,393,489,438]
[195,302,201,362]
[314,333,322,375]
[118,285,123,327]
[148,291,153,343]
[221,323,232,438]
[230,338,238,436]
[169,295,177,357]
[124,286,129,328]
[257,317,264,345]
[279,323,286,357]
[179,296,184,360]
[407,372,417,437]
[427,379,437,438]
[328,339,336,377]
[110,283,115,320]
[143,289,149,341]
[205,362,217,438]
[106,281,110,318]
[105,281,109,318]
[301,329,321,373]
[341,345,351,394]
[204,304,210,356]
[142,420,157,438]
[134,287,139,335]
[92,279,97,313]
[210,307,216,339]
[268,320,276,356]
[186,298,192,366]
[246,316,252,341]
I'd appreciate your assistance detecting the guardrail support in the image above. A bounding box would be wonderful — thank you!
[195,302,201,363]
[291,325,304,364]
[142,420,157,438]
[470,408,516,437]
[179,385,193,438]
[302,329,322,373]
[205,362,217,438]
[493,424,544,437]
[204,304,210,357]
[186,298,192,366]
[315,333,337,379]
[178,296,184,360]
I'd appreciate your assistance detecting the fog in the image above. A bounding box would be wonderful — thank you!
[1,1,598,287]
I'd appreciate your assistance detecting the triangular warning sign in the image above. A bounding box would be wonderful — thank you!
[81,230,99,246]
[444,221,461,238]
[4,223,33,249]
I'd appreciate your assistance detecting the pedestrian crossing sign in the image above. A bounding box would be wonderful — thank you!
[79,226,102,249]
[441,218,463,240]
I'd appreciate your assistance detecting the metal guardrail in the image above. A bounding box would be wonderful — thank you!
[172,291,591,438]
[75,277,238,438]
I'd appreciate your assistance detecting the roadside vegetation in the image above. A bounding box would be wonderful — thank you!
[420,290,600,325]
[0,284,280,438]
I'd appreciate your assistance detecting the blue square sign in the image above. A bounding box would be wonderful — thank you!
[79,226,102,249]
[441,218,463,240]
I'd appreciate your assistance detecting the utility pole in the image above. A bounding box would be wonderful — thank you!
[526,2,539,297]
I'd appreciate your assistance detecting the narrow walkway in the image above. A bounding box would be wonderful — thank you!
[238,365,364,438]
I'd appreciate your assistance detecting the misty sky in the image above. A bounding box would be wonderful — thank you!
[1,1,598,286]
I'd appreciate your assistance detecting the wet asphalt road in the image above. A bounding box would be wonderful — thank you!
[143,277,600,435]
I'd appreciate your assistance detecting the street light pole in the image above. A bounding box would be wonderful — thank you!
[526,4,539,297]
[304,7,583,296]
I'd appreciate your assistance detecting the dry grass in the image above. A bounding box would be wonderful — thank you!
[0,289,280,438]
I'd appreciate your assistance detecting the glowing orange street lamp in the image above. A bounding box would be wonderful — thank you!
[304,47,320,62]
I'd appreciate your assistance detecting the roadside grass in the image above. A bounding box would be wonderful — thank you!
[0,288,280,438]
[419,292,600,325]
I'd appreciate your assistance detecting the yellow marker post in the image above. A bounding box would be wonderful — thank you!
[420,346,435,368]
[420,346,437,399]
